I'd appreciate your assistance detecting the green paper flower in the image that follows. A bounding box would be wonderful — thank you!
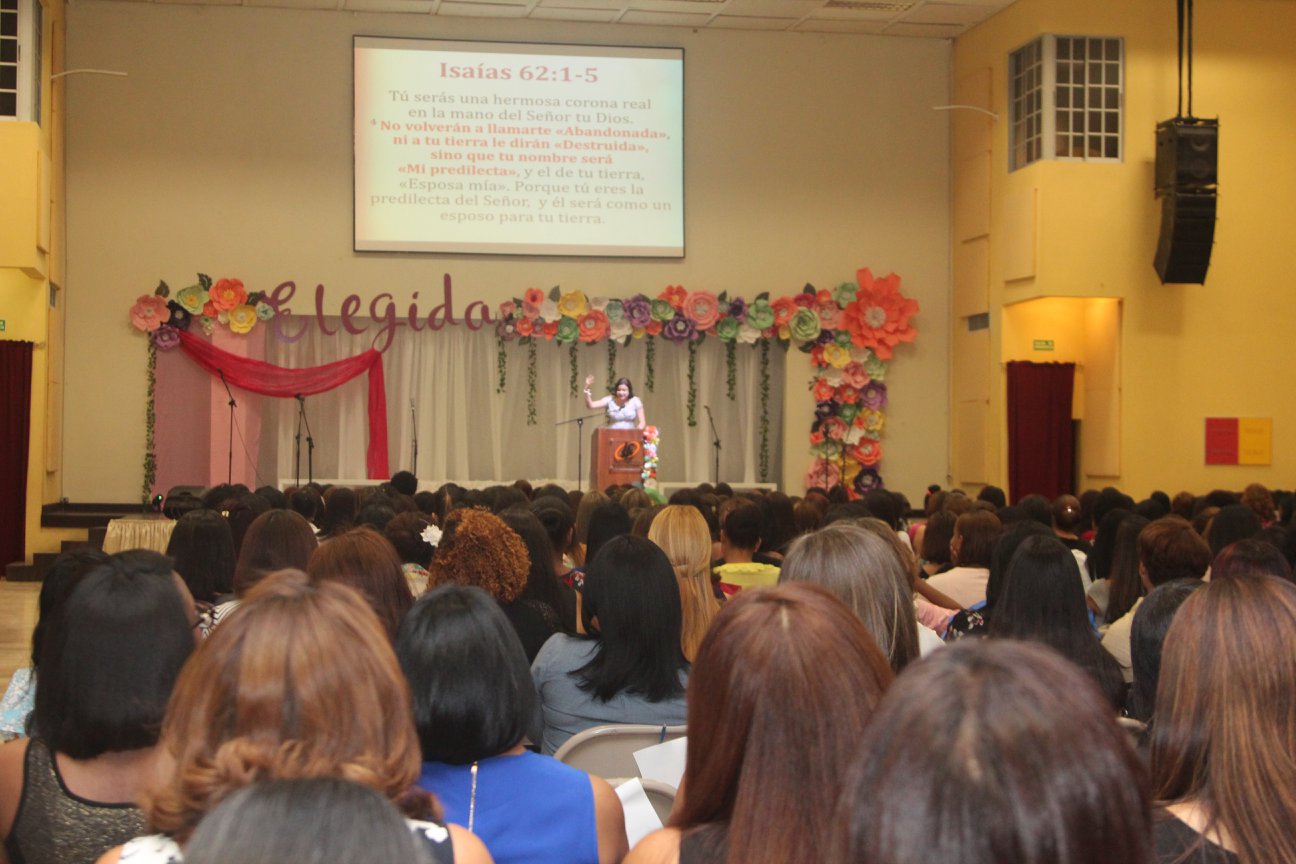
[255,301,275,321]
[650,299,676,322]
[788,308,822,343]
[833,282,858,307]
[176,284,208,315]
[747,300,775,331]
[716,317,740,342]
[838,403,860,424]
[865,353,888,382]
[835,330,853,348]
[605,300,624,322]
[555,317,579,344]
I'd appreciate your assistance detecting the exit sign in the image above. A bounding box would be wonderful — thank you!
[0,320,6,332]
[1032,339,1054,351]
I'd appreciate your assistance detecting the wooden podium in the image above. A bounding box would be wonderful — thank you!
[591,428,644,491]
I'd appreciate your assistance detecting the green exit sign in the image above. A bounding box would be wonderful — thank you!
[1033,339,1054,351]
[0,320,6,332]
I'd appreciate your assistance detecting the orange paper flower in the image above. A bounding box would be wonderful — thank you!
[209,278,248,312]
[659,285,687,309]
[683,291,720,330]
[129,295,171,332]
[516,317,535,337]
[645,319,664,336]
[523,287,546,307]
[771,296,798,326]
[577,310,610,343]
[841,268,919,360]
[541,320,559,339]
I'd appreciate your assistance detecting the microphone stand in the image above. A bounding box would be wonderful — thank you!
[294,394,303,488]
[296,394,315,485]
[219,370,236,486]
[705,404,721,484]
[557,413,605,492]
[410,399,419,472]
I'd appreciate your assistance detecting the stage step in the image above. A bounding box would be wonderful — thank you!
[5,552,60,583]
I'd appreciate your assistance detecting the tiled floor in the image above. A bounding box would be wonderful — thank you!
[0,582,41,693]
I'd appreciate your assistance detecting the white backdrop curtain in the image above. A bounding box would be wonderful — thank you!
[259,321,784,487]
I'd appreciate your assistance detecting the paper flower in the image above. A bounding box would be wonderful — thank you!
[577,310,610,344]
[605,300,624,322]
[817,301,843,330]
[821,416,848,441]
[209,278,248,312]
[557,291,589,319]
[645,320,664,336]
[661,313,698,343]
[805,458,841,490]
[833,282,858,308]
[650,299,676,323]
[523,287,546,307]
[542,320,559,339]
[793,292,816,309]
[727,298,748,323]
[660,285,687,309]
[853,467,883,496]
[496,318,519,341]
[516,317,535,337]
[813,378,836,401]
[850,440,882,466]
[499,300,517,319]
[538,299,559,321]
[150,325,180,350]
[166,303,192,332]
[736,323,762,345]
[716,317,740,342]
[823,343,851,369]
[841,361,870,389]
[771,296,797,327]
[553,319,576,342]
[228,305,258,334]
[130,294,171,332]
[199,315,216,336]
[859,408,885,436]
[175,284,209,315]
[683,291,720,330]
[590,296,610,312]
[813,439,844,460]
[837,403,860,425]
[609,318,633,342]
[623,296,652,329]
[860,381,888,410]
[746,300,775,331]
[863,352,888,382]
[840,268,919,360]
[255,301,275,321]
[788,307,822,343]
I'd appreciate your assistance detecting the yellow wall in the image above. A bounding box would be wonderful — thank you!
[60,3,954,507]
[953,0,1296,499]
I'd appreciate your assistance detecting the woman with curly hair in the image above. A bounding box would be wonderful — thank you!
[432,508,566,661]
[93,570,492,864]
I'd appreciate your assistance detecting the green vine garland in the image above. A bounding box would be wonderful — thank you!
[142,342,157,504]
[687,340,698,427]
[496,335,508,394]
[645,336,655,391]
[725,341,737,400]
[526,338,538,426]
[606,340,617,390]
[568,343,578,397]
[758,340,770,482]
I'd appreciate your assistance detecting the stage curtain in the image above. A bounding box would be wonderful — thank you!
[177,330,389,479]
[0,341,34,566]
[261,323,783,486]
[1006,360,1075,503]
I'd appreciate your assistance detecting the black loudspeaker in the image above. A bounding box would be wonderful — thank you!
[1154,191,1216,284]
[1155,119,1219,192]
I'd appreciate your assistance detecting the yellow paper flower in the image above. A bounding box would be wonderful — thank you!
[557,291,590,319]
[228,304,258,334]
[823,342,851,369]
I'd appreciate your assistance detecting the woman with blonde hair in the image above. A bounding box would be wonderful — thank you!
[95,569,491,864]
[1149,574,1296,864]
[648,505,721,662]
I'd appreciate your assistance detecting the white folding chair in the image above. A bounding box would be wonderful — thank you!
[552,723,687,781]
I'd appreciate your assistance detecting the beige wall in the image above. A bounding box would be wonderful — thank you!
[953,0,1296,499]
[62,3,952,506]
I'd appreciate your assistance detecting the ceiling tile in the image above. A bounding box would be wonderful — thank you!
[527,5,622,19]
[708,13,797,28]
[619,8,714,23]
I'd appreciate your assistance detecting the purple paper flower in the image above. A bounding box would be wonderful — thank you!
[151,325,181,350]
[661,312,698,343]
[814,400,838,421]
[166,303,192,332]
[854,467,883,496]
[727,298,748,323]
[496,317,518,341]
[815,329,836,346]
[860,381,888,410]
[623,296,652,329]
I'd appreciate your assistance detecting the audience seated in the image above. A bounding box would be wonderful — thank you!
[627,583,892,864]
[0,551,196,864]
[1127,579,1202,725]
[711,505,780,595]
[214,509,318,626]
[184,778,432,864]
[165,509,236,605]
[498,508,582,658]
[97,569,490,864]
[385,510,438,597]
[1149,575,1296,864]
[398,585,626,864]
[1209,537,1292,583]
[926,510,1001,609]
[307,526,415,642]
[780,523,922,672]
[988,535,1125,711]
[531,536,688,755]
[1102,517,1210,682]
[647,506,721,662]
[832,639,1150,864]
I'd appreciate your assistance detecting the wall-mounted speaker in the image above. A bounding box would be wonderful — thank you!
[1155,119,1219,193]
[1154,190,1216,284]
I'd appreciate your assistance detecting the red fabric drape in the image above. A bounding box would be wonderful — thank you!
[0,341,33,566]
[177,330,389,479]
[1006,361,1075,503]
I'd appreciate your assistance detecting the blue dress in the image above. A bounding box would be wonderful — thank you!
[419,750,598,864]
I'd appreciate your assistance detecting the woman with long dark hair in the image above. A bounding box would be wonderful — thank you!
[531,536,688,755]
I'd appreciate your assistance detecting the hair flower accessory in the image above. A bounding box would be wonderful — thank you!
[420,524,443,547]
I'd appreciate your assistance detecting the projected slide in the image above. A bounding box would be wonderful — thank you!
[355,37,685,257]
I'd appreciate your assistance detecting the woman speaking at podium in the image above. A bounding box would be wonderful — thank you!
[584,375,646,430]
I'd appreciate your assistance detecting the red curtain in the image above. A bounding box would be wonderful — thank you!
[177,330,389,479]
[0,341,33,566]
[1006,360,1075,503]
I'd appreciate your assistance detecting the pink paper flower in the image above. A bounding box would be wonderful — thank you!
[683,291,720,330]
[130,294,171,332]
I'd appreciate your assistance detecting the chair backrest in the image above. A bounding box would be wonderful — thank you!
[552,723,687,781]
[639,778,678,825]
